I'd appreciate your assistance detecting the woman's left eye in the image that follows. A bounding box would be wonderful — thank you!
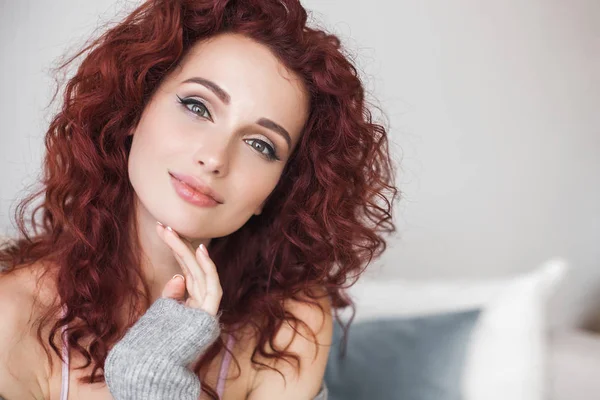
[245,139,280,162]
[177,95,212,120]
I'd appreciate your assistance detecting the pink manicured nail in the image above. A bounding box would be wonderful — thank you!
[199,243,209,256]
[166,226,173,232]
[172,274,185,281]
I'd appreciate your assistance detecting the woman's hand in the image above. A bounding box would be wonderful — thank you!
[104,223,223,400]
[156,221,222,317]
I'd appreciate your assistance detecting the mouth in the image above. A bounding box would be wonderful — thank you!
[168,171,223,204]
[169,173,222,207]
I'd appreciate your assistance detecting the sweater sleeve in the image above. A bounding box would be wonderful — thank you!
[104,297,330,400]
[104,297,221,400]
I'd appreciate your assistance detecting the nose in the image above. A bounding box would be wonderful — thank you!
[192,137,230,176]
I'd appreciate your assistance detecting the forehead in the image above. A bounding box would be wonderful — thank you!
[167,33,309,144]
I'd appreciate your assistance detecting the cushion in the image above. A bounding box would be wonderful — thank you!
[324,309,481,400]
[335,258,568,400]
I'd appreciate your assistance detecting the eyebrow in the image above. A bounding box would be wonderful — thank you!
[256,118,292,150]
[181,76,293,150]
[182,77,231,105]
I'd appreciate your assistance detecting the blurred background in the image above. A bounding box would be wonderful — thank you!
[0,0,598,331]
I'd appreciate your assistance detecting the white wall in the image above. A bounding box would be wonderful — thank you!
[1,0,598,329]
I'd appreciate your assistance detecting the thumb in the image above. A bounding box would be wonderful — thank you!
[161,274,187,301]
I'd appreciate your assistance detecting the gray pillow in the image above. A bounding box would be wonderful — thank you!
[324,309,481,400]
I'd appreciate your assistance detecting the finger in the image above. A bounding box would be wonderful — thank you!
[162,227,208,305]
[161,274,186,301]
[156,223,197,297]
[173,251,205,306]
[164,227,206,286]
[156,223,197,281]
[155,223,221,313]
[195,245,222,316]
[163,227,206,282]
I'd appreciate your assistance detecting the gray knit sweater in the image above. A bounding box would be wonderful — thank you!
[104,297,329,399]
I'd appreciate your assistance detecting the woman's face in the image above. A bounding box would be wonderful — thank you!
[128,32,309,242]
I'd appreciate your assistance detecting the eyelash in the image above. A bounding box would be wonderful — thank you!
[176,95,281,162]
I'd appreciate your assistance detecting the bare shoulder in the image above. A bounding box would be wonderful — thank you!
[0,262,114,400]
[0,262,58,400]
[245,286,333,399]
[200,287,332,400]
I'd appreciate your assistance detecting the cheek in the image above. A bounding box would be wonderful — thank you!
[127,134,153,196]
[132,98,185,156]
[127,123,177,195]
[130,116,183,163]
[235,171,282,208]
[128,131,162,175]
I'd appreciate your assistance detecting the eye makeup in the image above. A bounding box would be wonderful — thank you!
[175,95,281,162]
[176,94,213,121]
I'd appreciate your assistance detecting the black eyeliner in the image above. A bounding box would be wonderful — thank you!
[176,94,213,121]
[176,95,280,162]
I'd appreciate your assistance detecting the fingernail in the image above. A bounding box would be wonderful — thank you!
[156,221,164,227]
[166,226,173,232]
[199,243,209,256]
[172,274,185,281]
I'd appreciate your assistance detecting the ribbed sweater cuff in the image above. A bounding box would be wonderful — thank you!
[105,297,221,399]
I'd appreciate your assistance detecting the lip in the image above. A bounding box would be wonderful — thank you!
[168,171,223,205]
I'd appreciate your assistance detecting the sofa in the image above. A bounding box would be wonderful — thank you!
[323,258,600,400]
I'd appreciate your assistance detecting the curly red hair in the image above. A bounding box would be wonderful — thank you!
[0,0,399,398]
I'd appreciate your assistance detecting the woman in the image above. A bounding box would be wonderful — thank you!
[0,0,399,398]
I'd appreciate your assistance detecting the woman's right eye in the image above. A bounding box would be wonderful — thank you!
[176,95,212,121]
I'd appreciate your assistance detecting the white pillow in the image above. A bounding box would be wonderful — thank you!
[338,258,568,400]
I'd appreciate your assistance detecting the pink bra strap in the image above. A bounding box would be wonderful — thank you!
[59,305,70,400]
[216,334,235,397]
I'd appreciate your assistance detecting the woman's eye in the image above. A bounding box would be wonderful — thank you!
[176,95,212,120]
[246,139,280,162]
[176,95,279,162]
